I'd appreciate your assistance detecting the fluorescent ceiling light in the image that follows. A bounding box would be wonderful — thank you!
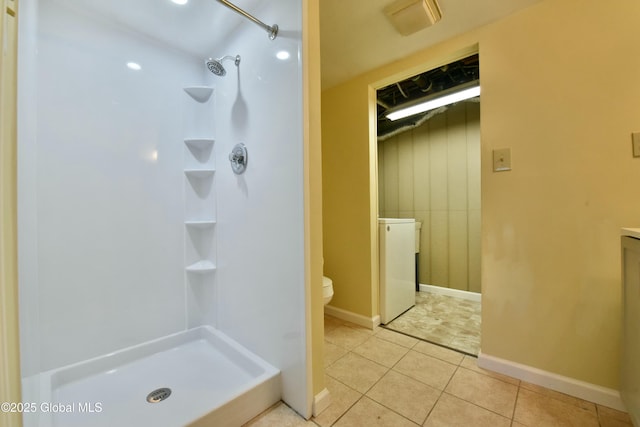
[386,82,480,121]
[172,0,188,4]
[126,62,142,71]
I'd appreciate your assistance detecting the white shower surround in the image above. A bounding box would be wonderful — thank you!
[29,327,281,427]
[17,0,310,423]
[208,2,307,413]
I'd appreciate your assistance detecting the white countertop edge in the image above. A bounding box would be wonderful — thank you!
[621,228,640,239]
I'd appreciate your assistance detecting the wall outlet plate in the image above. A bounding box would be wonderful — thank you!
[493,148,511,172]
[632,132,640,158]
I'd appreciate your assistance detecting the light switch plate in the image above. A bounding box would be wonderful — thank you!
[632,132,640,158]
[493,148,511,172]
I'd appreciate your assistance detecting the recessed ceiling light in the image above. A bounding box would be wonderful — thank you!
[171,0,188,5]
[126,62,142,71]
[276,50,290,60]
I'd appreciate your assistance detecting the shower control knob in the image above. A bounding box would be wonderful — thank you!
[229,143,248,174]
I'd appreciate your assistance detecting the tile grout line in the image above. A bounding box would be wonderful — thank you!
[516,383,604,424]
[510,383,521,426]
[324,345,392,425]
[595,404,603,427]
[325,325,427,426]
[326,352,394,426]
[440,362,524,423]
[420,356,464,424]
[365,339,426,425]
[368,324,478,425]
[325,317,509,425]
[345,338,429,427]
[328,394,362,427]
[322,317,631,427]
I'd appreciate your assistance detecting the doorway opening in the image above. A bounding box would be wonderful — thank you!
[376,53,481,355]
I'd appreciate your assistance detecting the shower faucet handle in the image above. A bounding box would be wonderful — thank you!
[229,143,248,174]
[228,151,243,162]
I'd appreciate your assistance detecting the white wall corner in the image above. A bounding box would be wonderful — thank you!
[312,388,331,417]
[324,305,380,330]
[372,315,381,327]
[478,352,626,412]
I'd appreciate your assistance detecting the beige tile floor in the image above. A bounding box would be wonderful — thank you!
[385,292,481,355]
[245,315,632,427]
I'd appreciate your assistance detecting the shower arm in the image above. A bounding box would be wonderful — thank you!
[216,0,278,40]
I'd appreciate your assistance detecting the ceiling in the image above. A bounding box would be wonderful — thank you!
[377,53,479,139]
[51,0,266,60]
[319,0,541,89]
[52,0,541,91]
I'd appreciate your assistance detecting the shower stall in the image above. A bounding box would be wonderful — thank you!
[17,0,310,425]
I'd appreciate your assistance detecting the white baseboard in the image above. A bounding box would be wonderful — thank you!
[324,305,381,330]
[312,388,331,417]
[419,284,481,302]
[478,352,626,412]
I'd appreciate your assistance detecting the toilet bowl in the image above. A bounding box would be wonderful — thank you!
[322,276,334,306]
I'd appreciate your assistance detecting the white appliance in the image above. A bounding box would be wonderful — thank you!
[621,228,640,426]
[379,218,416,324]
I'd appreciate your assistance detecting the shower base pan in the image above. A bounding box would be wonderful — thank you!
[25,326,281,427]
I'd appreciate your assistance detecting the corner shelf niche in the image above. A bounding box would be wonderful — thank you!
[185,220,216,229]
[183,84,216,293]
[186,260,217,274]
[183,86,214,103]
[185,138,215,151]
[184,169,215,179]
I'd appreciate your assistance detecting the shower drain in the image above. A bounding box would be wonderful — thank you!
[146,387,172,403]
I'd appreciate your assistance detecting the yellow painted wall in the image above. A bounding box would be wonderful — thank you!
[322,0,640,389]
[322,84,378,316]
[378,102,481,292]
[0,0,23,426]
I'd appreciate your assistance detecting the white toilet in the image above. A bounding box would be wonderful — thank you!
[322,276,334,306]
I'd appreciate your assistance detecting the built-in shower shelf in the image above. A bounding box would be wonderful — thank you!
[186,260,217,273]
[183,86,214,103]
[184,169,215,178]
[183,84,216,292]
[185,220,216,229]
[184,138,215,150]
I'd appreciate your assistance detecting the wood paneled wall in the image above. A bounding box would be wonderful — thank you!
[378,101,481,293]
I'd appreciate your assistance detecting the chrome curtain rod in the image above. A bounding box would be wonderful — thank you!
[216,0,278,40]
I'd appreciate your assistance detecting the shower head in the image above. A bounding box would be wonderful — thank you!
[206,54,241,76]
